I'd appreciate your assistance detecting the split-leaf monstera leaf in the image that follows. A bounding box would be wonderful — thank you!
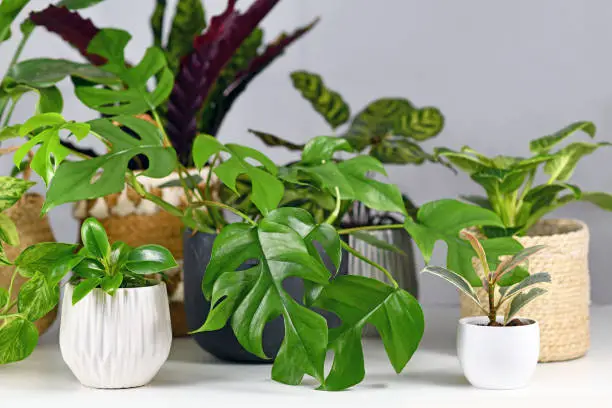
[196,208,425,390]
[250,71,445,166]
[435,121,612,236]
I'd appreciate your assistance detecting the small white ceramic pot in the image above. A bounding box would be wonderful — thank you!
[457,316,540,390]
[60,283,172,389]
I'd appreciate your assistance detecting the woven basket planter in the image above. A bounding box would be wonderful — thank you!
[459,219,590,362]
[73,171,212,337]
[348,228,419,337]
[1,193,57,334]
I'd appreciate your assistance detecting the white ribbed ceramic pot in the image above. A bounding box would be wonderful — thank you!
[60,283,172,389]
[457,316,540,390]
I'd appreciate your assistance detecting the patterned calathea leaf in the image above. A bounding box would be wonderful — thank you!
[195,208,340,387]
[344,98,444,154]
[248,129,305,151]
[314,275,424,391]
[164,0,207,73]
[291,71,350,130]
[370,139,437,165]
[404,199,524,286]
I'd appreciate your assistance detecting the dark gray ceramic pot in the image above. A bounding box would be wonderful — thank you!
[183,229,347,363]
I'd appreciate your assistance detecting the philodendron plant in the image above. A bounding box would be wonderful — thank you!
[0,177,84,364]
[435,122,612,237]
[70,217,177,305]
[423,230,551,326]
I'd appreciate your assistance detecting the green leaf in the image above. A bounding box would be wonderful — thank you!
[198,208,332,386]
[81,217,110,261]
[193,134,283,215]
[72,277,102,305]
[0,246,11,266]
[291,71,350,129]
[0,213,18,246]
[248,129,305,151]
[58,0,106,9]
[404,199,522,285]
[100,273,123,295]
[7,58,118,88]
[421,265,481,308]
[75,29,173,115]
[370,139,437,165]
[15,242,80,285]
[0,287,8,309]
[350,231,406,256]
[505,287,547,323]
[36,86,63,114]
[471,167,527,195]
[529,121,596,154]
[165,0,206,73]
[314,275,424,391]
[125,244,177,274]
[494,245,546,283]
[0,316,38,364]
[43,116,177,212]
[460,195,492,210]
[580,192,612,210]
[150,0,166,48]
[301,136,352,164]
[73,258,106,279]
[544,142,611,182]
[0,0,29,43]
[344,98,444,151]
[0,176,34,211]
[17,272,59,321]
[500,272,551,301]
[434,147,489,173]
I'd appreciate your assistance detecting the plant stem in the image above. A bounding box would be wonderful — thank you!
[152,109,172,148]
[340,240,399,289]
[203,154,225,230]
[0,29,33,120]
[0,100,17,128]
[488,282,496,325]
[126,175,183,218]
[1,270,18,314]
[338,224,404,235]
[0,145,20,155]
[190,200,256,226]
[324,187,341,225]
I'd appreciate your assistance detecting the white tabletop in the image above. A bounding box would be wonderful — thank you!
[1,306,610,407]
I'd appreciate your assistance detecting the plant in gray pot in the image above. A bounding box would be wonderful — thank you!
[248,71,448,305]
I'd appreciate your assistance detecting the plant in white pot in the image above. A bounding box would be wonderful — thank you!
[422,230,551,390]
[60,218,177,389]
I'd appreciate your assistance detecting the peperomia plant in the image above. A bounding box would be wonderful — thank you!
[422,230,551,326]
[70,217,177,305]
[435,122,612,237]
[0,177,83,364]
[30,0,317,166]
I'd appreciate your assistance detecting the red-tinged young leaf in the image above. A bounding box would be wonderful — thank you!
[460,230,491,278]
[30,5,105,65]
[166,0,280,164]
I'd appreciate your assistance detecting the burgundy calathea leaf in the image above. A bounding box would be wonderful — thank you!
[30,5,104,66]
[165,0,280,165]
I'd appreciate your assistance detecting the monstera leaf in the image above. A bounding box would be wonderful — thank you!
[74,29,173,115]
[314,275,424,391]
[344,98,444,151]
[404,199,524,285]
[192,134,283,214]
[196,208,340,386]
[290,71,350,129]
[13,113,90,185]
[43,116,177,212]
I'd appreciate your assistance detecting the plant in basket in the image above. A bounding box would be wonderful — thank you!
[433,122,612,362]
[422,230,551,389]
[27,0,318,335]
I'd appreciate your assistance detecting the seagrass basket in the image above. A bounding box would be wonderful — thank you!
[73,171,212,337]
[1,193,57,334]
[459,219,590,362]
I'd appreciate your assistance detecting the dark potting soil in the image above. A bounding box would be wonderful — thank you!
[476,318,530,327]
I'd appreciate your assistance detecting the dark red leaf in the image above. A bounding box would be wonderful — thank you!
[30,5,104,66]
[166,0,280,165]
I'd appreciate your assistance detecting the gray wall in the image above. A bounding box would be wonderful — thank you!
[2,0,612,305]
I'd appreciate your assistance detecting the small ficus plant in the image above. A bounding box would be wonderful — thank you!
[69,218,178,305]
[423,231,551,326]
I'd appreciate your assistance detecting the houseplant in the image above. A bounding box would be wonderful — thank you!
[61,217,177,389]
[0,176,83,365]
[434,122,612,361]
[0,0,114,334]
[248,70,447,302]
[422,230,551,389]
[28,0,318,335]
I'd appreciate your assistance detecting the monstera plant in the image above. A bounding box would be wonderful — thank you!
[29,0,317,166]
[435,121,612,237]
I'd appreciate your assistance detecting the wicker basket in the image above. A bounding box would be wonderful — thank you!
[73,171,213,337]
[1,193,57,334]
[459,219,590,362]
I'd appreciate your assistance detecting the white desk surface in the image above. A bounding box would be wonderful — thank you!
[1,306,610,407]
